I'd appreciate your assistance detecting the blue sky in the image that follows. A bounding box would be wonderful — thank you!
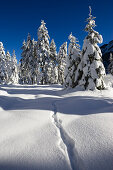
[0,0,113,61]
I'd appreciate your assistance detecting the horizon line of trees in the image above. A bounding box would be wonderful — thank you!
[0,6,113,90]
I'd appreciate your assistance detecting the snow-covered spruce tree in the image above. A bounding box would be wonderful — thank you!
[50,39,57,62]
[28,38,39,84]
[47,39,58,84]
[18,61,22,84]
[11,50,18,84]
[20,34,39,84]
[6,51,12,83]
[57,42,67,85]
[0,42,7,84]
[20,34,33,84]
[75,7,106,90]
[54,65,58,84]
[108,53,113,75]
[24,33,34,84]
[37,20,50,85]
[19,39,27,84]
[64,33,81,88]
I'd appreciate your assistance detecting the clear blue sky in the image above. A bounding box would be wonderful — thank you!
[0,0,113,62]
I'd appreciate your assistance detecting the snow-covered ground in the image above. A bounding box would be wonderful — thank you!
[0,83,113,170]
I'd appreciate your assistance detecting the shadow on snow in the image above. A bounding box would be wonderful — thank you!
[0,85,113,115]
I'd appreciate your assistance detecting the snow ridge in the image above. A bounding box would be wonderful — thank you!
[51,101,78,170]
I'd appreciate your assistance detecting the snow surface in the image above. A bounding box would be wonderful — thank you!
[0,82,113,170]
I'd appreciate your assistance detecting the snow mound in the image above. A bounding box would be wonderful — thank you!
[0,84,113,170]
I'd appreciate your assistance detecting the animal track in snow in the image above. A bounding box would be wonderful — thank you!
[51,101,79,170]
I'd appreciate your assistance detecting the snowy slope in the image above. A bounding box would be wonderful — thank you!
[56,89,113,170]
[0,85,71,170]
[0,82,113,170]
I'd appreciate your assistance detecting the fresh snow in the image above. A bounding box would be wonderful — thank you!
[0,82,113,170]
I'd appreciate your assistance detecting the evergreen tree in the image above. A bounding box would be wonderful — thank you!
[64,33,81,88]
[75,7,106,90]
[50,39,57,62]
[18,60,22,84]
[20,39,27,84]
[37,20,50,85]
[6,51,12,83]
[28,38,38,84]
[108,53,113,75]
[54,66,58,84]
[20,34,39,84]
[57,42,67,85]
[47,39,58,84]
[11,50,18,84]
[25,33,33,84]
[0,42,7,84]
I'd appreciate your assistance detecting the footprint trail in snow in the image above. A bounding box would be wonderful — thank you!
[51,101,78,170]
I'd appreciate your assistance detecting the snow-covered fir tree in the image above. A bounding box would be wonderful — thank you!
[57,42,67,85]
[6,51,12,83]
[50,39,57,62]
[0,42,7,84]
[37,20,50,85]
[18,61,21,84]
[29,38,39,84]
[75,7,106,90]
[47,39,58,84]
[24,33,34,84]
[20,34,38,84]
[11,50,18,84]
[19,39,27,84]
[6,51,11,61]
[64,33,81,88]
[54,65,58,84]
[108,53,113,75]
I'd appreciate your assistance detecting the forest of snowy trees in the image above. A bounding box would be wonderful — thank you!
[0,7,113,90]
[19,20,66,85]
[0,42,18,85]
